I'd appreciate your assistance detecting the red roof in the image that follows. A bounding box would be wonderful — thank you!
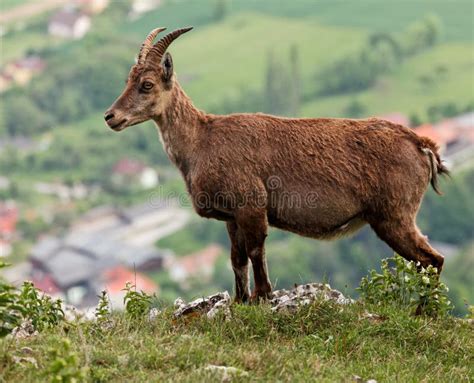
[32,274,61,295]
[112,158,146,175]
[102,266,157,294]
[174,245,222,277]
[14,56,46,72]
[379,112,410,127]
[414,124,443,145]
[0,203,18,236]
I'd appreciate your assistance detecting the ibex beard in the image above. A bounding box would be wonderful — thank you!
[105,27,449,303]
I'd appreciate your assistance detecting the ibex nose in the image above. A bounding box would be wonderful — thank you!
[104,112,115,122]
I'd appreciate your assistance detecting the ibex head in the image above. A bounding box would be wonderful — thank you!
[104,27,193,131]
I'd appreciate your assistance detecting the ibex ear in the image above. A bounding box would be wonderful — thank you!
[161,52,173,83]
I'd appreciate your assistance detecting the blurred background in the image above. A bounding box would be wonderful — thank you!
[0,0,472,314]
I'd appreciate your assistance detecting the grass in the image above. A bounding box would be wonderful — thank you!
[0,301,472,382]
[301,42,474,120]
[0,0,33,11]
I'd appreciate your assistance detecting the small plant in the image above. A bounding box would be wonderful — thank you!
[17,281,64,331]
[0,262,24,337]
[358,254,453,316]
[45,338,88,383]
[122,282,153,320]
[94,290,111,324]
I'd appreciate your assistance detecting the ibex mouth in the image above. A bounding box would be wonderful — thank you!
[110,119,128,131]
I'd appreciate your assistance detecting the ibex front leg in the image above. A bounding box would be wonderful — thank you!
[235,207,272,301]
[226,221,250,303]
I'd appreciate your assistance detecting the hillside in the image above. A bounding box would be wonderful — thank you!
[1,300,472,382]
[0,0,473,322]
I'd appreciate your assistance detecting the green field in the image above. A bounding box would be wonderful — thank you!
[1,302,472,382]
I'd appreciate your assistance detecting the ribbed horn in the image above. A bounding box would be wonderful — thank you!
[137,27,167,65]
[147,27,193,63]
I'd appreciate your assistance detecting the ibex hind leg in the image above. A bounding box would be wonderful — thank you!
[235,207,272,302]
[369,217,444,272]
[226,221,250,303]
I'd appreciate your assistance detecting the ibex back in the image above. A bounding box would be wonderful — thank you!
[105,27,449,302]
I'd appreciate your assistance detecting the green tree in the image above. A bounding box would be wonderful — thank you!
[288,44,301,116]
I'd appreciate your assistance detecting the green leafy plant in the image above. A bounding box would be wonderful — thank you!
[17,281,64,331]
[94,290,111,324]
[122,282,153,320]
[358,254,453,316]
[0,262,24,337]
[45,338,88,383]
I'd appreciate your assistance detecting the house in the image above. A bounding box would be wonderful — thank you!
[34,181,89,202]
[27,199,188,307]
[379,112,410,127]
[0,176,11,190]
[1,56,46,90]
[0,239,12,258]
[75,0,110,14]
[414,124,445,150]
[0,201,18,257]
[112,158,158,189]
[130,0,162,17]
[0,73,13,93]
[414,112,474,169]
[102,265,158,308]
[168,245,223,286]
[48,8,91,39]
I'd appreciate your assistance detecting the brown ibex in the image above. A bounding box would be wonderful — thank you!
[105,27,449,302]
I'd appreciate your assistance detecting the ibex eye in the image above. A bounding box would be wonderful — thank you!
[142,81,154,90]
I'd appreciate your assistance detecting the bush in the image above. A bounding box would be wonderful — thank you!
[358,254,453,317]
[0,262,24,337]
[0,264,64,337]
[123,282,154,321]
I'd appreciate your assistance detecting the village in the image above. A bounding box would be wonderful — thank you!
[0,0,472,312]
[0,110,472,308]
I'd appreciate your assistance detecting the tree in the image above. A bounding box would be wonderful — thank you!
[344,99,367,118]
[288,44,302,116]
[4,95,54,136]
[214,0,229,22]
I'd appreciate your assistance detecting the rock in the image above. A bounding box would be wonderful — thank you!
[12,355,38,368]
[359,311,386,323]
[174,292,231,319]
[200,364,248,382]
[148,307,161,321]
[20,346,34,355]
[11,320,38,340]
[173,283,352,319]
[270,283,353,313]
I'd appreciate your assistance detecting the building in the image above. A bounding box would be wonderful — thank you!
[112,158,158,189]
[27,200,189,307]
[130,0,162,17]
[102,266,157,308]
[75,0,109,14]
[168,244,223,287]
[48,8,91,39]
[414,112,474,170]
[378,112,410,127]
[1,56,46,91]
[0,201,18,257]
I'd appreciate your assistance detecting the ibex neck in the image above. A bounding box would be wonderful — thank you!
[152,80,205,178]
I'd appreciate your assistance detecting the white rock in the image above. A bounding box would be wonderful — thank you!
[201,364,248,381]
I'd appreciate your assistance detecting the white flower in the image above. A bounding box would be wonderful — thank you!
[404,276,410,282]
[422,276,430,285]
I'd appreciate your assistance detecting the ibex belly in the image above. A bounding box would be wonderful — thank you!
[266,190,366,239]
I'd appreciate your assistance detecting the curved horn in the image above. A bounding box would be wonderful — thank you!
[147,27,193,63]
[137,27,167,65]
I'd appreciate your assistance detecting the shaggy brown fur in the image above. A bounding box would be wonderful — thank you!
[105,27,449,302]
